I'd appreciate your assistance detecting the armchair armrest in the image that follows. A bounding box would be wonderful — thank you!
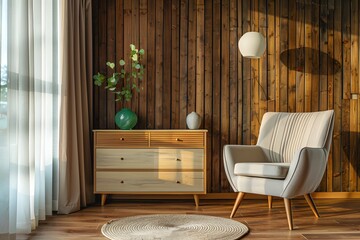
[223,145,269,191]
[281,147,327,198]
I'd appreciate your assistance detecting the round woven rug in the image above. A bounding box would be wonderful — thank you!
[101,214,249,240]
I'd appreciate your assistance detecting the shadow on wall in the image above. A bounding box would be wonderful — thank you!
[280,47,342,75]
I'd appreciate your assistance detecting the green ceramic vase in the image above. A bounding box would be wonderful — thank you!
[114,108,138,130]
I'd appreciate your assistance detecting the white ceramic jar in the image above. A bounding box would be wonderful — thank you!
[186,112,201,129]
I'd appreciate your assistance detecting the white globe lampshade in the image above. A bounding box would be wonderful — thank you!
[238,32,266,58]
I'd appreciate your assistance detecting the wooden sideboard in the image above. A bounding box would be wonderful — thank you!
[93,129,207,206]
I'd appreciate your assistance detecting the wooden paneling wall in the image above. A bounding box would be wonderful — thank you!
[92,0,360,193]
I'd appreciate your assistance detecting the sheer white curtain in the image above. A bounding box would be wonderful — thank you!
[0,0,59,236]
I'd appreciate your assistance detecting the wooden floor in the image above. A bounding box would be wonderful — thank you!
[16,198,360,239]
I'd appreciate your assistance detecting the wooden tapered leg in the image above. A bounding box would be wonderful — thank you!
[193,194,200,207]
[304,193,320,218]
[268,196,273,209]
[230,192,245,218]
[284,198,293,230]
[101,194,107,206]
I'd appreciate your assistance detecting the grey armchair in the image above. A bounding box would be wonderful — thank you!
[223,110,334,230]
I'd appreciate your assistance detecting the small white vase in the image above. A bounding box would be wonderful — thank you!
[186,112,201,129]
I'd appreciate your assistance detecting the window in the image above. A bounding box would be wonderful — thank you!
[0,0,7,130]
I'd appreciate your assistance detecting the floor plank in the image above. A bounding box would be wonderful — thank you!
[15,198,360,239]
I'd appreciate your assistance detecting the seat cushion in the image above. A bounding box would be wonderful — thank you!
[234,162,290,179]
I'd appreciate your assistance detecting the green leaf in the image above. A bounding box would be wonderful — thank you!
[110,76,116,83]
[121,69,126,74]
[93,73,106,86]
[132,53,138,61]
[119,59,126,66]
[135,64,141,69]
[106,62,115,69]
[139,49,144,55]
[130,44,135,51]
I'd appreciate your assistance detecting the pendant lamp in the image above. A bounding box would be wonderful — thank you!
[238,32,266,58]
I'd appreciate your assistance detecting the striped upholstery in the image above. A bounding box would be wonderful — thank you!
[256,111,334,163]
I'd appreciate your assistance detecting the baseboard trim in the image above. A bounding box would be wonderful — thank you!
[110,192,360,200]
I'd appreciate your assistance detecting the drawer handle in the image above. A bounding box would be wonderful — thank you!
[120,137,125,141]
[176,158,181,161]
[175,138,183,142]
[120,181,124,184]
[176,181,181,184]
[120,157,124,160]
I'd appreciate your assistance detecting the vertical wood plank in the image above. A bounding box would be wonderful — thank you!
[267,0,276,112]
[212,0,221,192]
[93,0,100,129]
[332,0,342,192]
[288,0,296,112]
[242,0,251,145]
[311,0,320,113]
[196,0,205,119]
[187,0,197,114]
[155,0,164,129]
[350,0,359,192]
[275,0,281,111]
[138,0,148,129]
[349,99,358,191]
[146,0,156,129]
[123,0,132,110]
[258,0,267,123]
[327,0,334,192]
[163,0,172,129]
[342,0,351,100]
[179,0,189,129]
[171,0,180,129]
[304,0,312,112]
[296,0,305,112]
[351,0,359,94]
[318,0,328,191]
[279,0,288,112]
[220,0,230,191]
[106,0,116,129]
[236,0,243,144]
[229,0,238,145]
[250,0,259,145]
[320,0,328,112]
[342,0,351,192]
[204,0,213,192]
[342,99,350,192]
[115,0,124,113]
[98,0,108,129]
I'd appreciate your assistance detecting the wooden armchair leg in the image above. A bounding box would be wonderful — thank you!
[304,193,320,218]
[284,198,293,230]
[230,192,245,218]
[268,196,273,209]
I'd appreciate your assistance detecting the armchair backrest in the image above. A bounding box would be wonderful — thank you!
[257,110,334,163]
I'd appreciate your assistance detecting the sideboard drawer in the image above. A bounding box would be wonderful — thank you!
[95,171,204,192]
[96,148,204,170]
[96,131,149,147]
[150,132,204,148]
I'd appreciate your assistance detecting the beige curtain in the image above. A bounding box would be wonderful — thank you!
[58,0,94,214]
